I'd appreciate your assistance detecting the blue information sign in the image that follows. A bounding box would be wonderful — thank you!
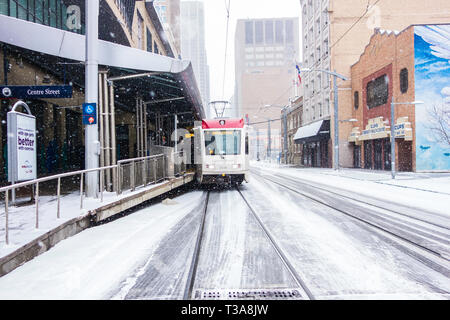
[0,85,73,99]
[82,103,97,125]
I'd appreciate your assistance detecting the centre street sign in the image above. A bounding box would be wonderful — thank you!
[0,85,73,99]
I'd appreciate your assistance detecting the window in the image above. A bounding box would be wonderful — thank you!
[245,21,253,44]
[205,130,242,156]
[275,20,284,44]
[354,91,359,110]
[255,21,263,44]
[137,12,144,50]
[285,20,294,44]
[265,20,273,44]
[400,68,408,93]
[0,1,7,15]
[367,74,389,109]
[146,29,153,52]
[245,133,249,155]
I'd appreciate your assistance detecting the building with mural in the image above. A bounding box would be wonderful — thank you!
[349,24,450,172]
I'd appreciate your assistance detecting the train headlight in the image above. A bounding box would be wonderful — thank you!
[206,164,214,169]
[232,164,241,169]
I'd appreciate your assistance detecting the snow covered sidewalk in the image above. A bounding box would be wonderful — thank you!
[0,180,169,260]
[251,161,450,217]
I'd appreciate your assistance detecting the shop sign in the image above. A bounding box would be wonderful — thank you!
[359,117,389,141]
[394,117,413,140]
[0,85,73,99]
[348,127,361,144]
[7,101,37,182]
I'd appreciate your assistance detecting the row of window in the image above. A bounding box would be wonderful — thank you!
[304,98,330,123]
[245,19,295,45]
[245,60,285,67]
[354,68,409,110]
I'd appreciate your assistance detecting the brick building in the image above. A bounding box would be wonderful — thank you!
[349,25,450,172]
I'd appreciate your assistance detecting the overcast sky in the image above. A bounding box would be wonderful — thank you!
[197,0,301,103]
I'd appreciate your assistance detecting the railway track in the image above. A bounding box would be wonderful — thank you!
[250,168,450,231]
[183,189,315,300]
[251,170,450,275]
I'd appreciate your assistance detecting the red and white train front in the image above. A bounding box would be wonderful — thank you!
[194,118,249,185]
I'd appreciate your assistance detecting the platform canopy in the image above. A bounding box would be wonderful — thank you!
[0,14,205,120]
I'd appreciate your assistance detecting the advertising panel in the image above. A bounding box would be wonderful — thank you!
[414,25,450,171]
[7,109,37,182]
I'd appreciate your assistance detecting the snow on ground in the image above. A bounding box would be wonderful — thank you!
[251,161,450,217]
[241,176,450,299]
[0,191,204,300]
[0,181,166,259]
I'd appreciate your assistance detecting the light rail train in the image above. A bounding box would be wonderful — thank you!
[194,118,249,186]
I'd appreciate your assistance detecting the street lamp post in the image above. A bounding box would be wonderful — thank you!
[300,68,348,170]
[390,98,424,179]
[267,118,271,161]
[85,0,100,198]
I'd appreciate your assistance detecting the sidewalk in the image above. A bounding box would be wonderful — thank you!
[251,161,450,217]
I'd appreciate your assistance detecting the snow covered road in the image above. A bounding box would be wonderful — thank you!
[0,171,448,300]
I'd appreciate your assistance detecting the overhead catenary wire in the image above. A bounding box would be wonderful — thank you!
[221,0,232,101]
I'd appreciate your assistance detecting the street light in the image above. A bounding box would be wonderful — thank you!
[300,68,349,170]
[390,98,424,179]
[339,118,357,123]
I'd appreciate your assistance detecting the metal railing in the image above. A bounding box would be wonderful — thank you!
[116,154,166,195]
[1,151,188,245]
[0,164,117,246]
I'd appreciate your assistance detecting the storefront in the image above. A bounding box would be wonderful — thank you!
[294,120,331,168]
[349,116,413,171]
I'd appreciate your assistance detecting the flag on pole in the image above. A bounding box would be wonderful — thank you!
[296,64,302,85]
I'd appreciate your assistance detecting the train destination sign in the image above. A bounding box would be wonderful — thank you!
[0,85,73,99]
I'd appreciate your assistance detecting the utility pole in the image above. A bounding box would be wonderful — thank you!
[267,119,271,160]
[85,0,100,197]
[257,129,260,161]
[283,106,288,164]
[333,71,339,171]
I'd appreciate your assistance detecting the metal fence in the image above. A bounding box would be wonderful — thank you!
[1,151,187,245]
[117,154,166,194]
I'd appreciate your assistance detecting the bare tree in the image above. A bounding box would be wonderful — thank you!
[426,104,450,147]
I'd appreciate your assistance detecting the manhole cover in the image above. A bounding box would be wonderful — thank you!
[194,289,305,300]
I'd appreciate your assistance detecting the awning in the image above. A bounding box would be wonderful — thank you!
[294,120,330,144]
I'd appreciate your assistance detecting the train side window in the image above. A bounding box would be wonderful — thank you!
[245,134,249,155]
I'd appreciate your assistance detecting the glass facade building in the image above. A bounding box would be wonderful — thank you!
[0,0,84,34]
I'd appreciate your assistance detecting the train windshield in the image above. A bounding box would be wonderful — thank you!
[204,130,241,156]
